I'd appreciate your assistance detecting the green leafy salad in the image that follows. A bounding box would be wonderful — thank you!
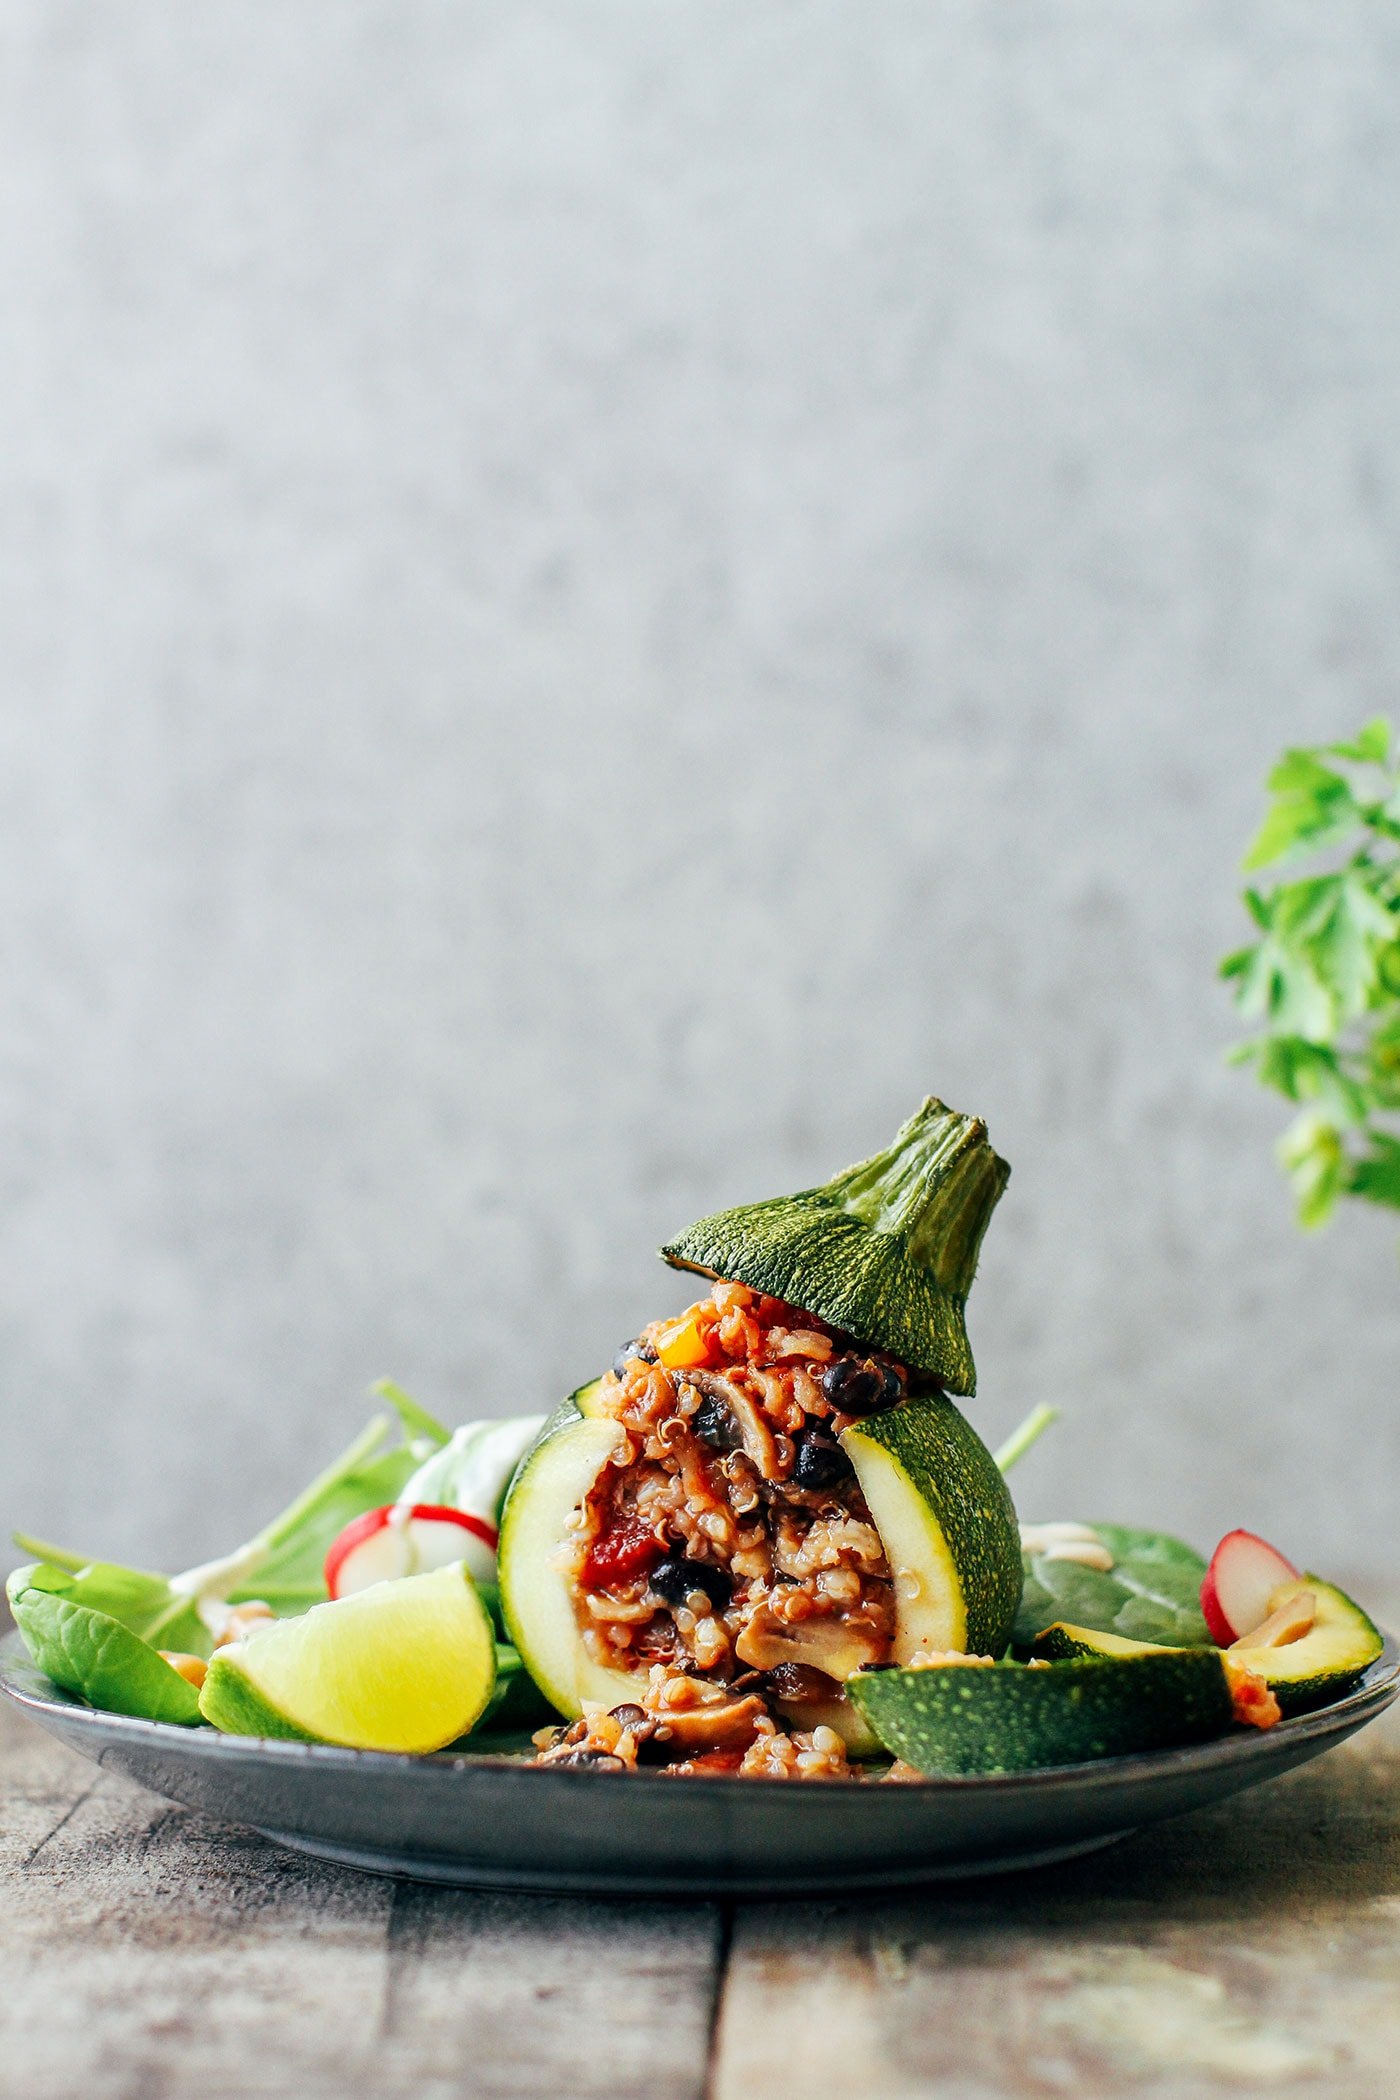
[5,1101,1385,1779]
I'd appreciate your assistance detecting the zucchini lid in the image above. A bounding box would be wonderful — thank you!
[660,1097,1009,1393]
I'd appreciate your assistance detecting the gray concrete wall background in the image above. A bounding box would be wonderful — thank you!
[3,2,1399,1575]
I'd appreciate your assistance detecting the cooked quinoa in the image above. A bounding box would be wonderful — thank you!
[532,1281,939,1779]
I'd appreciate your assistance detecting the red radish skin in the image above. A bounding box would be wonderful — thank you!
[324,1504,498,1599]
[1201,1529,1299,1645]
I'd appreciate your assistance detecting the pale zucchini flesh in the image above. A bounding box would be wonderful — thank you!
[842,1393,1022,1662]
[1032,1577,1383,1717]
[842,1436,966,1656]
[496,1406,641,1718]
[1229,1578,1382,1711]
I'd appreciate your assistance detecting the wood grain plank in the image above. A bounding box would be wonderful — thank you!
[7,1606,1398,2100]
[0,1754,396,2099]
[712,1705,1400,2100]
[0,1694,106,1871]
[0,1700,722,2100]
[376,1885,724,2100]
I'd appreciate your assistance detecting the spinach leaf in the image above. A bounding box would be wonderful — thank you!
[373,1379,451,1453]
[13,1406,428,1643]
[6,1565,202,1725]
[1013,1523,1214,1651]
[474,1642,553,1734]
[227,1440,422,1616]
[7,1556,207,1652]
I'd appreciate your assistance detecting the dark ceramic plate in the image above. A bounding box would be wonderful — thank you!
[3,1629,1396,1894]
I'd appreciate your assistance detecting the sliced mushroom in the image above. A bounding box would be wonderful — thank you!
[690,1370,783,1482]
[648,1691,767,1752]
[734,1601,883,1679]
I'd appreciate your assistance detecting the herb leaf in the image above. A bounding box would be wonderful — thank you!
[1242,753,1358,871]
[1327,717,1392,765]
[1348,1131,1400,1210]
[1224,718,1400,1231]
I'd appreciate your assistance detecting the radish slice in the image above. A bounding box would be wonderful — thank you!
[1201,1529,1299,1645]
[324,1504,499,1599]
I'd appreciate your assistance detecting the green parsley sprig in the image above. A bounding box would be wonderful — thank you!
[1222,716,1400,1229]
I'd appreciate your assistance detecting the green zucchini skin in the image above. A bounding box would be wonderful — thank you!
[843,1395,1022,1659]
[1242,1579,1385,1705]
[661,1097,1008,1391]
[497,1397,641,1718]
[1236,1578,1383,1713]
[1029,1622,1166,1663]
[498,1383,1023,1738]
[849,1651,1235,1774]
[663,1201,982,1392]
[1032,1578,1384,1716]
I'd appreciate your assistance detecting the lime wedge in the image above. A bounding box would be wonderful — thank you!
[199,1563,496,1753]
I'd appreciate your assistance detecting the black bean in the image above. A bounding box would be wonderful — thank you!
[612,1338,658,1378]
[554,1748,627,1771]
[791,1425,853,1490]
[650,1557,732,1611]
[634,1731,675,1766]
[693,1393,743,1451]
[822,1353,906,1415]
[607,1703,659,1747]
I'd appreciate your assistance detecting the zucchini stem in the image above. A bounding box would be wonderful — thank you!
[823,1097,1010,1293]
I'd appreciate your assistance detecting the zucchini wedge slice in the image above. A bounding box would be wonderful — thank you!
[1227,1579,1383,1711]
[1030,1622,1175,1662]
[850,1649,1235,1774]
[842,1395,1021,1662]
[1032,1576,1383,1716]
[496,1399,642,1717]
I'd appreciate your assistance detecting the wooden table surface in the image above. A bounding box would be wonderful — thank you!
[4,1618,1399,2100]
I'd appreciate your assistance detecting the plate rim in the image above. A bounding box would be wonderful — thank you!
[3,1625,1396,1798]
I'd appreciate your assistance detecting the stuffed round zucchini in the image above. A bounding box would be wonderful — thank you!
[499,1099,1022,1776]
